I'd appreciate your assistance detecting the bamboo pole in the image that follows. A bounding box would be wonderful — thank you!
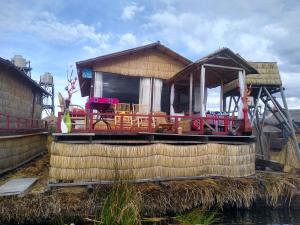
[189,73,193,116]
[280,86,300,161]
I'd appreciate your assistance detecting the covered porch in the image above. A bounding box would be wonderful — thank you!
[168,48,258,135]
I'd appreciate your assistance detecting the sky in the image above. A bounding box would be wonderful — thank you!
[1,0,300,115]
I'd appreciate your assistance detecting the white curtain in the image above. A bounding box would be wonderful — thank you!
[170,84,175,115]
[94,72,103,97]
[139,78,152,113]
[238,70,246,119]
[152,78,162,112]
[194,85,200,112]
[204,87,208,113]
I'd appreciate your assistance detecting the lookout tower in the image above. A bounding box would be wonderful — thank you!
[40,72,55,116]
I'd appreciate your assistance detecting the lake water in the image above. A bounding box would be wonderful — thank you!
[218,207,300,225]
[143,207,300,225]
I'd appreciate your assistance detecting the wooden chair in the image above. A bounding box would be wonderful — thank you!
[132,104,153,128]
[153,112,174,131]
[114,103,132,128]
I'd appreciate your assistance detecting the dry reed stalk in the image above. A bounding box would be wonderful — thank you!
[49,143,256,181]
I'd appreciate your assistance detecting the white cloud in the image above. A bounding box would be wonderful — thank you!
[121,2,144,21]
[0,3,110,50]
[119,33,137,47]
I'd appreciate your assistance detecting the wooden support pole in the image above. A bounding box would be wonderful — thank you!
[170,83,175,115]
[251,87,262,126]
[280,86,300,161]
[200,66,205,116]
[189,73,193,116]
[220,80,224,112]
[228,96,232,113]
[233,96,240,113]
[263,87,292,130]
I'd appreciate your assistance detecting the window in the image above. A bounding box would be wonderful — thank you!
[102,73,140,104]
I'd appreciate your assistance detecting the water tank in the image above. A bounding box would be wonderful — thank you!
[40,72,53,84]
[11,55,27,68]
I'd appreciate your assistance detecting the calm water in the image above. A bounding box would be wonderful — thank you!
[143,207,300,225]
[218,208,300,225]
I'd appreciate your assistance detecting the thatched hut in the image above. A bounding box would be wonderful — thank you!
[76,41,191,113]
[0,56,48,174]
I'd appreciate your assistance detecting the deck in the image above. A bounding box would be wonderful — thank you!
[53,132,256,144]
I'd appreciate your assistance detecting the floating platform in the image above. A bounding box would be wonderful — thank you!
[52,132,256,144]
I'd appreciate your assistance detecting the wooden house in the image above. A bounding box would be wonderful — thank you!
[0,56,48,174]
[76,42,191,114]
[0,57,47,129]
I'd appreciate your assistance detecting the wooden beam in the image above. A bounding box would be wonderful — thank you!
[220,80,224,111]
[263,87,292,130]
[189,73,193,116]
[200,66,205,116]
[203,63,244,71]
[280,86,300,161]
[228,96,232,113]
[251,87,262,126]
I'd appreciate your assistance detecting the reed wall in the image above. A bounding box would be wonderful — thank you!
[49,142,256,182]
[0,67,42,128]
[93,49,187,79]
[0,133,47,174]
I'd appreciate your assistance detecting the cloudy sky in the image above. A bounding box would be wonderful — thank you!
[1,0,300,113]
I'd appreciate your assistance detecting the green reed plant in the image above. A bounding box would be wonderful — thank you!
[176,208,219,225]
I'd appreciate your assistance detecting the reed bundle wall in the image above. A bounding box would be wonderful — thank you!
[270,137,300,169]
[49,142,256,181]
[93,49,187,79]
[0,67,42,128]
[0,133,47,174]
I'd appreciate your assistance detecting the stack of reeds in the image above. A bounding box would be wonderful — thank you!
[0,134,47,174]
[49,142,255,182]
[270,137,300,169]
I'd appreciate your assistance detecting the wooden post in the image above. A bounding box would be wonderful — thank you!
[280,86,300,161]
[189,73,193,116]
[200,66,205,116]
[251,87,262,126]
[170,83,175,116]
[228,96,232,113]
[220,80,224,112]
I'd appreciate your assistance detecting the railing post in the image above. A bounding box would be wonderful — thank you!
[200,117,204,134]
[89,113,93,132]
[57,113,62,132]
[224,116,229,133]
[148,114,152,132]
[17,117,20,129]
[6,114,10,130]
[120,114,124,131]
[175,117,178,133]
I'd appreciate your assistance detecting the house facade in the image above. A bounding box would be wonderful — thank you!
[0,57,46,128]
[76,42,191,114]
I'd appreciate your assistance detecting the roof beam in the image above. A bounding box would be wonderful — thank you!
[203,63,244,71]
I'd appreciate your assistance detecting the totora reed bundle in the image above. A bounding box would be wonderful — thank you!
[49,142,255,182]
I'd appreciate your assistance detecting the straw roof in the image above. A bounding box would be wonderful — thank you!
[224,62,282,94]
[0,57,48,94]
[77,42,192,96]
[168,48,258,88]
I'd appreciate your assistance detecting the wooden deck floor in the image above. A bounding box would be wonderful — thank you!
[52,132,256,144]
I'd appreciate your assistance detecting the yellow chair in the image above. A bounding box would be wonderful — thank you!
[114,103,132,128]
[132,104,153,128]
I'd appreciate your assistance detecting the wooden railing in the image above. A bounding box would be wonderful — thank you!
[0,112,47,132]
[57,111,239,135]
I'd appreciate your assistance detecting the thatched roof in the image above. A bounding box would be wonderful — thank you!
[224,62,282,94]
[168,47,258,88]
[0,57,48,94]
[77,42,192,96]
